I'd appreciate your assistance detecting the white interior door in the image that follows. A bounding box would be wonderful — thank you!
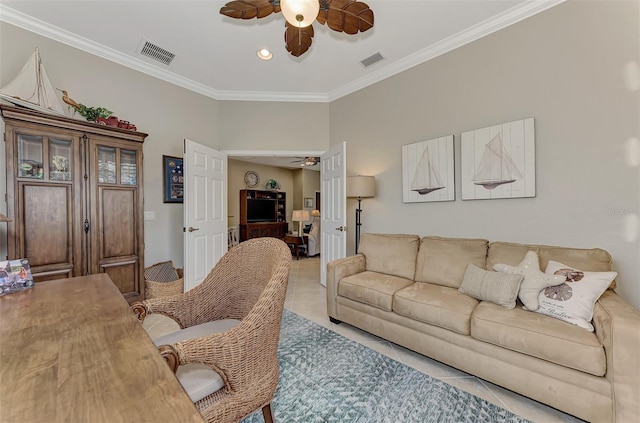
[320,142,347,287]
[183,139,227,291]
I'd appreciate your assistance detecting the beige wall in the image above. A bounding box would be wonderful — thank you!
[218,101,329,152]
[302,169,320,213]
[227,159,296,230]
[291,168,320,226]
[330,0,640,309]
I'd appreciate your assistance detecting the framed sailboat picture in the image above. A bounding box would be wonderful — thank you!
[461,118,535,200]
[402,135,455,203]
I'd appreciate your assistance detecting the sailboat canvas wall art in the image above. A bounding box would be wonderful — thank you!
[402,135,455,203]
[461,118,535,200]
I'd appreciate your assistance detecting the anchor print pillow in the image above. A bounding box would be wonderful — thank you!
[535,260,616,331]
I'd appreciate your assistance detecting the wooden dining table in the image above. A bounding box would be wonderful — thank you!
[0,273,204,422]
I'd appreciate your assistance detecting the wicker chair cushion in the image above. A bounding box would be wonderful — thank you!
[144,261,179,283]
[176,364,225,403]
[153,319,241,403]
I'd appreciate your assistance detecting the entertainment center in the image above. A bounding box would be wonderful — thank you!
[239,189,287,241]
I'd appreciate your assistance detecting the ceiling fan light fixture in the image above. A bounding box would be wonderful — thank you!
[281,0,319,28]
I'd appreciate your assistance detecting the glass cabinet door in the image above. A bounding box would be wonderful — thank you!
[120,149,137,185]
[17,134,44,179]
[49,138,72,181]
[98,146,117,184]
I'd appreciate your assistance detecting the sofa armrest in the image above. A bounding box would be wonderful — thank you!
[592,290,640,422]
[326,254,366,318]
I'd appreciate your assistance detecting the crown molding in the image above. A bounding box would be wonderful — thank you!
[215,90,329,103]
[1,1,565,103]
[327,0,566,101]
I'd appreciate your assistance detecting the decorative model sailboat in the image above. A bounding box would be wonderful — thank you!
[0,48,67,116]
[473,132,522,190]
[411,146,445,195]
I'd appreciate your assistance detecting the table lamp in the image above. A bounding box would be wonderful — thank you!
[311,209,320,223]
[292,209,310,236]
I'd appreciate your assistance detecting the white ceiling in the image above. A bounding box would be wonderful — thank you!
[1,0,563,103]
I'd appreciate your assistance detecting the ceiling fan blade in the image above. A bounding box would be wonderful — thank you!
[220,0,280,19]
[284,22,314,57]
[316,0,374,34]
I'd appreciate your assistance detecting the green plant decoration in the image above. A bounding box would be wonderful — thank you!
[75,104,112,122]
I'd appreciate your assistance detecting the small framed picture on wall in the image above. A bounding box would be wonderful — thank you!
[304,197,313,208]
[163,155,183,203]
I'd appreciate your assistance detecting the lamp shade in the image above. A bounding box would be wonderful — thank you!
[0,213,11,223]
[292,210,310,222]
[347,176,375,198]
[280,0,319,28]
[311,210,320,217]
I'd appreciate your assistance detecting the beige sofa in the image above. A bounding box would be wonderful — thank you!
[326,234,640,423]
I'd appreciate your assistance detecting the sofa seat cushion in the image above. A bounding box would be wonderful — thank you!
[414,236,489,288]
[393,283,478,335]
[339,271,414,311]
[359,233,420,280]
[471,301,605,376]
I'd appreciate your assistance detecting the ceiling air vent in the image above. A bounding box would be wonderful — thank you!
[137,39,176,66]
[360,52,384,68]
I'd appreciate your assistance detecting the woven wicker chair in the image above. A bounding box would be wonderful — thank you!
[132,237,291,423]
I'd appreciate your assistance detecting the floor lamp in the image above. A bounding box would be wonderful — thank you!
[347,176,375,254]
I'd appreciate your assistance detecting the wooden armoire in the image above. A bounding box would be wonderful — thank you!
[1,105,147,303]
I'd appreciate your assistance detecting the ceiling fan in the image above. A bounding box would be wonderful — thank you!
[291,156,320,166]
[220,0,374,57]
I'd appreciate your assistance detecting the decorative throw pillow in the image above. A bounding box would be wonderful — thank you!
[493,251,565,311]
[536,260,617,331]
[458,264,524,309]
[144,260,179,282]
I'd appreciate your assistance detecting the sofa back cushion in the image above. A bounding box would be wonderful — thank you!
[414,236,489,288]
[359,233,420,280]
[486,242,616,289]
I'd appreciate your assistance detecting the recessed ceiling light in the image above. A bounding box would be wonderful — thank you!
[257,48,273,61]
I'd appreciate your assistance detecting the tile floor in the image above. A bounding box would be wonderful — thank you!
[286,257,585,423]
[144,256,585,423]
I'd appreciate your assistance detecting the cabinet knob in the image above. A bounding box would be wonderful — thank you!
[188,227,200,232]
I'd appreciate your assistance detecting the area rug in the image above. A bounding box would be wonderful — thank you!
[242,310,530,423]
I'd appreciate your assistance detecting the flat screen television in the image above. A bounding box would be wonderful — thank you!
[247,199,277,222]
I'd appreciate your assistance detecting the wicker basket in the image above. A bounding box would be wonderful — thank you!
[145,278,184,299]
[144,260,184,300]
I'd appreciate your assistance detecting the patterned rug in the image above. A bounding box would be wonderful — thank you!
[242,310,530,423]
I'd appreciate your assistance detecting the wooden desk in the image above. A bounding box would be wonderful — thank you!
[284,234,309,260]
[0,274,204,423]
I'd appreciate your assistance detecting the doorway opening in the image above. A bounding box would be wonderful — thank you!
[224,149,324,263]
